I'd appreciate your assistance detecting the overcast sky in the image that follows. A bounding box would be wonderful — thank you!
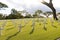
[0,0,60,15]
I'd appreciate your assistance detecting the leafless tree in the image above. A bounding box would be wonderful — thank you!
[41,0,58,20]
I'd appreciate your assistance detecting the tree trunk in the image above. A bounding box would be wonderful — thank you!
[41,0,58,20]
[51,7,58,20]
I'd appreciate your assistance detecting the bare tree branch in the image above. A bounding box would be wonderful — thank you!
[41,0,58,20]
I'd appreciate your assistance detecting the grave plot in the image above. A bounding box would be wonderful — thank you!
[0,21,5,26]
[13,19,22,25]
[5,20,15,30]
[2,20,7,27]
[11,19,17,27]
[35,18,40,22]
[22,19,28,27]
[37,19,44,25]
[26,19,31,22]
[39,19,46,29]
[24,19,28,24]
[17,19,26,28]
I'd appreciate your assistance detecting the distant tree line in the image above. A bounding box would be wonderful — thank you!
[0,2,60,19]
[0,8,60,20]
[0,2,60,20]
[0,9,43,19]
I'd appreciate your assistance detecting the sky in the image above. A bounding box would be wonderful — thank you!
[0,0,60,15]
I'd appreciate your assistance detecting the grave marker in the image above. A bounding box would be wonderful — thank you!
[18,24,22,32]
[30,20,35,34]
[43,19,47,31]
[0,20,7,36]
[0,27,4,36]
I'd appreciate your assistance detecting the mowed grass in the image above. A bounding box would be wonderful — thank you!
[0,18,60,40]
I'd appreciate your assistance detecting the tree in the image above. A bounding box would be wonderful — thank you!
[0,14,3,19]
[41,0,58,20]
[11,8,18,14]
[43,11,52,18]
[25,13,32,18]
[33,13,38,18]
[6,8,24,19]
[35,10,42,14]
[0,2,8,10]
[6,13,24,19]
[35,10,42,17]
[0,2,8,19]
[11,8,24,18]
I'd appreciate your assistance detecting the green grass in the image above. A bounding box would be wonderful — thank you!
[0,18,60,40]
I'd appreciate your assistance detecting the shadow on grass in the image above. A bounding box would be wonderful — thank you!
[6,27,15,30]
[43,26,47,31]
[52,25,57,28]
[6,31,20,40]
[39,23,41,25]
[29,28,34,34]
[55,37,60,40]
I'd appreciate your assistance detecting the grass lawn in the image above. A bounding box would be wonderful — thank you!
[0,18,60,40]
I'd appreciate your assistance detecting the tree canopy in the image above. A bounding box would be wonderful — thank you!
[0,2,8,8]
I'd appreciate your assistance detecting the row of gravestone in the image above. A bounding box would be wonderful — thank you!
[0,18,59,36]
[12,19,56,33]
[11,19,48,34]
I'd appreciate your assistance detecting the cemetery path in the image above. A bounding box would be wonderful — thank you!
[6,31,20,40]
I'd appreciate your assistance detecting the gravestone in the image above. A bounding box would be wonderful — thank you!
[43,19,47,31]
[18,24,22,32]
[0,20,7,36]
[0,27,4,36]
[57,20,60,25]
[31,19,35,27]
[30,20,35,34]
[11,20,17,27]
[43,25,47,31]
[2,20,7,27]
[24,19,28,24]
[50,19,57,28]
